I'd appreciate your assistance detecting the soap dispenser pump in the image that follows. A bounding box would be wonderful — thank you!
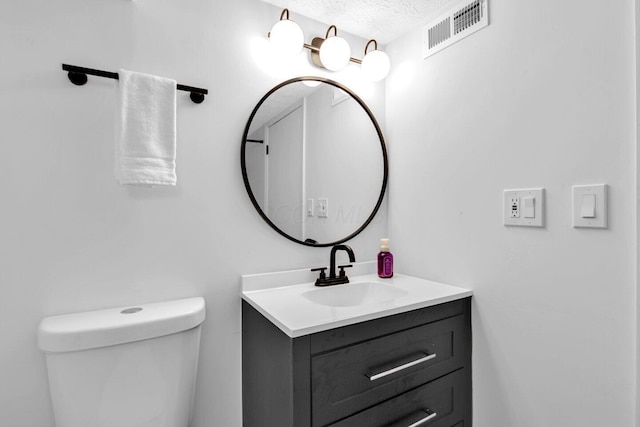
[377,238,394,278]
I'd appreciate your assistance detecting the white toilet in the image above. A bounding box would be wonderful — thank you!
[38,297,206,427]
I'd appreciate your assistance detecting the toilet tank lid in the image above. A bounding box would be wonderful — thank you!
[38,297,206,353]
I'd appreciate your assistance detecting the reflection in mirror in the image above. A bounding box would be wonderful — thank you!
[242,77,387,246]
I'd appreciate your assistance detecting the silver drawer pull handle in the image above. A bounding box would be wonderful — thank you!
[407,411,437,427]
[366,353,436,381]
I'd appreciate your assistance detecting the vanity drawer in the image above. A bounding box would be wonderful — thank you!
[328,368,469,427]
[312,314,466,427]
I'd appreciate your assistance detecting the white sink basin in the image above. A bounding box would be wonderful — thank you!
[302,281,408,307]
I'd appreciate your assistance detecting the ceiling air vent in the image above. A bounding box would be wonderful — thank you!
[423,0,489,59]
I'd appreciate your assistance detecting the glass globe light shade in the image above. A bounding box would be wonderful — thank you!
[269,19,304,57]
[319,36,351,71]
[361,50,391,81]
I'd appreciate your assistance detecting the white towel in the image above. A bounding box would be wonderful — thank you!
[116,69,177,186]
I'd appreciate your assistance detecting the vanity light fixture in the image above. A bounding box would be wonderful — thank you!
[268,9,391,80]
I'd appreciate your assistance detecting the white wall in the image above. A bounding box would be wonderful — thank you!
[386,0,637,426]
[0,1,386,426]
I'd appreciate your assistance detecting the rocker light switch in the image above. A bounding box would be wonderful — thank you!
[307,198,315,217]
[523,197,535,218]
[580,194,596,218]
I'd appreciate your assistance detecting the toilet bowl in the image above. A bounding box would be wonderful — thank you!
[38,297,206,427]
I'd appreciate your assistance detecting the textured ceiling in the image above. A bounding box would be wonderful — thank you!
[261,0,456,44]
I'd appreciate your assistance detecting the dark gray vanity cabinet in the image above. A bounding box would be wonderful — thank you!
[242,297,472,427]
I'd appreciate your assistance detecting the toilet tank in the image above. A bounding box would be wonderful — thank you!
[38,297,206,427]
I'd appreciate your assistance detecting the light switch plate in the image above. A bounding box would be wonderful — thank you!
[503,188,544,227]
[572,184,607,228]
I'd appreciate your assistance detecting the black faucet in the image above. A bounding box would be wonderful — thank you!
[312,245,356,286]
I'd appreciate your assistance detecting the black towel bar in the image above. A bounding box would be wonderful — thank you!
[62,63,208,104]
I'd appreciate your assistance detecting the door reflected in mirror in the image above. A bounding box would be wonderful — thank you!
[241,77,388,246]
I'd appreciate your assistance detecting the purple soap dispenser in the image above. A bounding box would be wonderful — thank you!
[377,238,394,278]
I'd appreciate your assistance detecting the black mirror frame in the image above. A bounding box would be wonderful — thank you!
[240,76,389,247]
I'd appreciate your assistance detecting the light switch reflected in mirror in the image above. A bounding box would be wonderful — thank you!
[241,77,388,247]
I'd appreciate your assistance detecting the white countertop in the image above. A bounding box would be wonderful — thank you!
[241,264,472,338]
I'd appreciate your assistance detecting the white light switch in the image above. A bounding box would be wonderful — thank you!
[523,197,535,218]
[503,188,544,227]
[572,184,607,228]
[307,198,315,217]
[580,194,596,218]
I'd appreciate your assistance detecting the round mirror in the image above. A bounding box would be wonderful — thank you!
[241,77,388,247]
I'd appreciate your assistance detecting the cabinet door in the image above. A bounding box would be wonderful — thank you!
[328,369,469,427]
[312,315,467,426]
[242,301,311,427]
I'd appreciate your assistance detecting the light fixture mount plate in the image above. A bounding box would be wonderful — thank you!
[310,37,325,68]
